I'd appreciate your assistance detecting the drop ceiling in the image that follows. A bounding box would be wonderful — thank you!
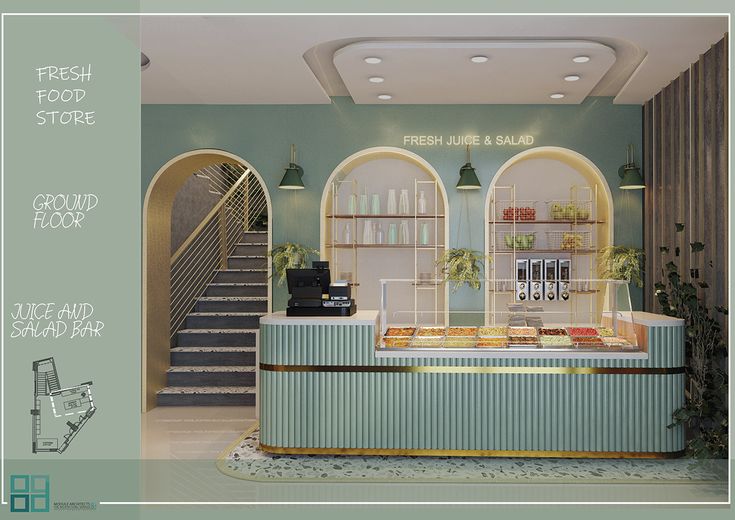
[140,15,727,105]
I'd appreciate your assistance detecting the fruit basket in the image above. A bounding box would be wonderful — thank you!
[546,230,592,250]
[498,231,536,250]
[496,200,537,221]
[547,201,592,221]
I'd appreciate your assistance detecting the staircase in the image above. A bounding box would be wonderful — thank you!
[157,230,268,406]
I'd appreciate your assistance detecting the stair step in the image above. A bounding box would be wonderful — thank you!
[232,243,268,256]
[241,231,268,244]
[186,312,261,329]
[170,346,256,366]
[227,256,268,269]
[156,386,255,406]
[213,269,268,283]
[206,283,267,297]
[166,365,255,387]
[176,329,256,347]
[195,297,268,313]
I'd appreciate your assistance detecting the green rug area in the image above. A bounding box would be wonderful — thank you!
[217,424,727,484]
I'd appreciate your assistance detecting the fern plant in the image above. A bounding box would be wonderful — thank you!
[269,243,319,286]
[598,245,645,288]
[437,248,489,292]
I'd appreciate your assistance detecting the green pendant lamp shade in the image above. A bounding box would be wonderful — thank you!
[456,145,481,190]
[279,144,305,190]
[618,144,645,190]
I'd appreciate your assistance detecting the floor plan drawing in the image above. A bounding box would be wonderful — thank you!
[31,357,96,454]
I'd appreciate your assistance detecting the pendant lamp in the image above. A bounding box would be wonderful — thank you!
[456,144,481,190]
[618,144,645,190]
[278,144,305,190]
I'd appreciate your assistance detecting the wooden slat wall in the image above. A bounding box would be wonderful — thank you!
[643,35,728,333]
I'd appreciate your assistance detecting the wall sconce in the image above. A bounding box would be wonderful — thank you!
[456,144,481,190]
[618,144,645,190]
[278,144,305,190]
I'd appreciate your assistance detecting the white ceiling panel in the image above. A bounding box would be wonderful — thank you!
[333,40,616,104]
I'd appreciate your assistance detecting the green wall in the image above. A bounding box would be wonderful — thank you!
[141,96,644,310]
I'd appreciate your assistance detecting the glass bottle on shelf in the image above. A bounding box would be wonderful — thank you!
[399,189,410,215]
[342,223,352,244]
[399,220,410,244]
[346,193,357,215]
[371,193,381,215]
[387,189,397,215]
[417,190,427,215]
[419,222,430,245]
[388,223,398,244]
[359,192,369,215]
[375,223,385,244]
[362,220,373,244]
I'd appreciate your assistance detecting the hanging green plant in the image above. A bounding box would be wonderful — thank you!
[269,243,319,286]
[598,245,645,288]
[437,248,489,292]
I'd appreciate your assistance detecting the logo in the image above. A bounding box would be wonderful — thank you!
[10,474,50,512]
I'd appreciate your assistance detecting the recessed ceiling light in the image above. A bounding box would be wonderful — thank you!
[572,55,590,63]
[369,76,385,83]
[364,57,382,64]
[564,74,581,82]
[377,94,392,101]
[550,93,565,99]
[470,55,488,63]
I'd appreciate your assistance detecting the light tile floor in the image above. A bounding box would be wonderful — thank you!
[141,406,256,459]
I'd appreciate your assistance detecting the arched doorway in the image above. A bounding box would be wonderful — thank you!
[483,146,614,321]
[143,149,272,411]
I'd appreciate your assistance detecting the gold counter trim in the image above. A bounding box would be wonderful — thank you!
[259,443,686,459]
[259,363,684,375]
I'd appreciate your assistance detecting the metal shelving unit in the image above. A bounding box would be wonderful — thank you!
[326,177,445,325]
[486,184,604,326]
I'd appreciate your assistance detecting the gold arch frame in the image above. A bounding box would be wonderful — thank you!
[142,149,272,411]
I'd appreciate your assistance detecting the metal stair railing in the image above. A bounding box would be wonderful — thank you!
[169,163,268,339]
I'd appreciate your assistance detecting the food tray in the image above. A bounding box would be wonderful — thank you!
[443,338,476,348]
[597,327,615,337]
[477,338,508,348]
[546,230,592,250]
[384,327,416,337]
[383,337,411,348]
[547,200,592,221]
[566,327,598,337]
[539,335,573,347]
[508,326,537,337]
[602,336,631,346]
[498,231,536,251]
[477,326,508,337]
[416,327,446,337]
[538,328,568,336]
[446,326,478,337]
[572,336,604,347]
[496,200,537,221]
[410,337,444,348]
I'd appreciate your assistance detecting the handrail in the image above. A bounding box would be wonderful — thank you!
[171,168,249,265]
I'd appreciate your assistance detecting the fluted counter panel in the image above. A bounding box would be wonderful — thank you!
[259,311,686,457]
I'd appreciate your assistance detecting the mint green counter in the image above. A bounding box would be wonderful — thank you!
[259,311,685,457]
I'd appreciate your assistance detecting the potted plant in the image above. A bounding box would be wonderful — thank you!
[598,245,645,287]
[269,243,319,286]
[437,248,489,292]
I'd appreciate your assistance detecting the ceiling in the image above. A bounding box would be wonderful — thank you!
[140,15,727,105]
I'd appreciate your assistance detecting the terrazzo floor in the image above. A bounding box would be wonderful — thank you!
[217,424,727,484]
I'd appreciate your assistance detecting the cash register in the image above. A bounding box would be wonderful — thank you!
[286,261,357,316]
